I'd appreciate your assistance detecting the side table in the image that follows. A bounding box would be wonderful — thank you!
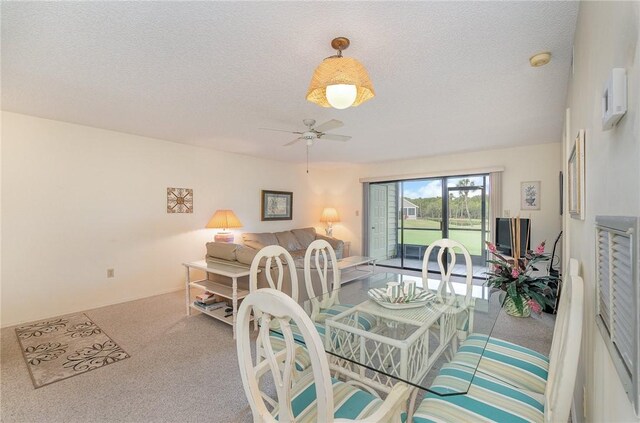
[183,259,255,339]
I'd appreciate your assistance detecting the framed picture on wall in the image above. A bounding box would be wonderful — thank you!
[559,171,564,216]
[521,181,541,210]
[568,130,586,220]
[261,190,293,221]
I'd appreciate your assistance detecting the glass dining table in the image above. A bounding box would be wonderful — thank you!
[273,272,506,400]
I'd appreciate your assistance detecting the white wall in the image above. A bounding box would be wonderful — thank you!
[564,2,640,422]
[324,142,562,257]
[1,111,563,328]
[1,112,330,326]
[315,165,365,255]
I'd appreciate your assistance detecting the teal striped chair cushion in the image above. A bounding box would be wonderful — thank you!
[450,333,549,394]
[291,321,327,344]
[268,307,372,372]
[412,363,544,423]
[267,319,327,373]
[268,320,327,372]
[266,336,312,372]
[315,304,376,331]
[270,320,327,344]
[273,374,383,422]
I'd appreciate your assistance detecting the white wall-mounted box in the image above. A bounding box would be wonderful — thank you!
[602,68,627,130]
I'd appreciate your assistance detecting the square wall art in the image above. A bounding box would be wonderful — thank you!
[167,187,193,213]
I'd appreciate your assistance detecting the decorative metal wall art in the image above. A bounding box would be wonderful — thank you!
[167,187,193,213]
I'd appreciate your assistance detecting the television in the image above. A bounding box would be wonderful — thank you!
[494,218,531,257]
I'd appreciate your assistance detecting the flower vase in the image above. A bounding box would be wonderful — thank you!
[504,296,531,318]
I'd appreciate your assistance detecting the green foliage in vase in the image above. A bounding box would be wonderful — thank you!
[485,241,558,315]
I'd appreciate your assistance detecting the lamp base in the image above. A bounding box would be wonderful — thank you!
[214,232,235,243]
[324,226,333,237]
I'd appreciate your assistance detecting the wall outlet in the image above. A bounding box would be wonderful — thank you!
[355,210,360,217]
[504,209,511,217]
[107,268,115,278]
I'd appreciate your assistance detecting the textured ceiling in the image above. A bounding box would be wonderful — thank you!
[1,2,578,164]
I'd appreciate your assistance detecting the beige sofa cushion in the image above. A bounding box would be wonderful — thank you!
[206,242,239,261]
[275,231,303,251]
[236,246,258,266]
[242,232,278,250]
[292,227,317,249]
[289,249,307,260]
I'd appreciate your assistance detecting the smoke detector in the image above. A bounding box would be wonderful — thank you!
[530,52,551,67]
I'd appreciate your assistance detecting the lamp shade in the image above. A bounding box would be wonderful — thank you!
[206,209,243,230]
[306,56,375,108]
[320,208,340,223]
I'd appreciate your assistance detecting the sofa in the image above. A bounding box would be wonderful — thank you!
[204,227,344,303]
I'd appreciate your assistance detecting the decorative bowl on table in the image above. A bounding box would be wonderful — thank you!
[367,287,435,309]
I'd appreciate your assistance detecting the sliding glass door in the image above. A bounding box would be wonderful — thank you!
[368,174,488,278]
[445,176,487,276]
[399,179,443,268]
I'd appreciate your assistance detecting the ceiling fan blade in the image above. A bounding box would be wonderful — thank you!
[313,119,343,133]
[283,138,302,146]
[320,134,351,142]
[259,128,303,134]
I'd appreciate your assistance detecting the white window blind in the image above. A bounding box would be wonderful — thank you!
[596,216,638,413]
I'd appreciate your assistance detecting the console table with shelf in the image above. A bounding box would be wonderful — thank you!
[184,254,372,337]
[183,259,256,339]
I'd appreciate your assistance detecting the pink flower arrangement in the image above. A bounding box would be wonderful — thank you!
[485,240,557,316]
[527,298,542,314]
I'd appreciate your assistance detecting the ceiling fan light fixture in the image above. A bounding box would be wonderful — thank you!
[306,37,375,109]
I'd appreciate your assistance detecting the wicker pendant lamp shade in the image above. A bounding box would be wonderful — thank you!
[306,37,375,109]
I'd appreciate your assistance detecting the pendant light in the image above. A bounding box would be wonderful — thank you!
[306,37,375,109]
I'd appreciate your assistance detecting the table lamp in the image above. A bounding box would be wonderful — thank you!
[206,209,242,243]
[320,207,340,237]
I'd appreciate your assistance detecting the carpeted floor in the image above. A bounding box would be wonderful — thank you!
[1,290,255,423]
[1,277,554,423]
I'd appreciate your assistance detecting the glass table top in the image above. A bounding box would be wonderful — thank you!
[273,272,506,396]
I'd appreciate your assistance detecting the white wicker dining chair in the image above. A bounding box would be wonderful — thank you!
[421,239,474,347]
[303,240,375,329]
[236,288,410,422]
[428,257,581,401]
[303,239,341,323]
[302,239,376,374]
[411,269,584,423]
[249,245,313,386]
[250,245,299,302]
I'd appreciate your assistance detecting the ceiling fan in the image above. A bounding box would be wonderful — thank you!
[260,119,352,147]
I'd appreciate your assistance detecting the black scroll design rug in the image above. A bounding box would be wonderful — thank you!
[15,313,130,388]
